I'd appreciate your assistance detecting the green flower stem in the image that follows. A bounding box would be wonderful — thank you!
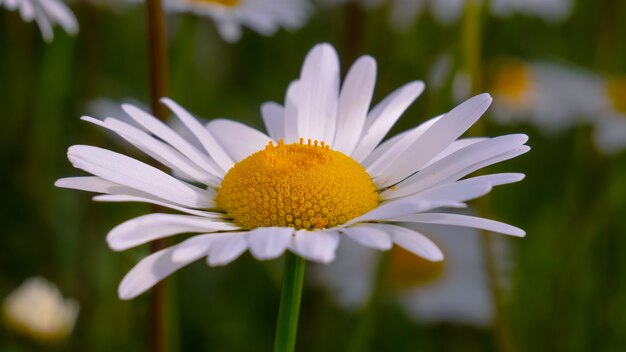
[273,252,307,352]
[462,2,516,351]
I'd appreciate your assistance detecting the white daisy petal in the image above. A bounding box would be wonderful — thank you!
[161,98,234,173]
[333,55,377,154]
[207,233,249,266]
[206,119,272,162]
[67,145,214,209]
[365,115,444,178]
[283,80,302,143]
[341,225,392,250]
[55,176,135,195]
[38,0,78,35]
[261,102,285,140]
[373,224,444,262]
[290,229,340,263]
[106,213,238,252]
[296,43,340,143]
[381,134,528,196]
[377,94,493,185]
[345,197,466,226]
[351,81,425,161]
[118,245,201,300]
[171,234,219,263]
[120,103,220,176]
[248,227,294,260]
[394,213,525,237]
[422,137,489,168]
[81,116,218,186]
[93,194,221,218]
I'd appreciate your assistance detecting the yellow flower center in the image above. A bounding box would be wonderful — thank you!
[607,77,626,115]
[492,61,532,106]
[388,246,444,290]
[194,0,240,6]
[217,139,379,230]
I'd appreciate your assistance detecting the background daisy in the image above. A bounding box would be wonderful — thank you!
[0,0,78,42]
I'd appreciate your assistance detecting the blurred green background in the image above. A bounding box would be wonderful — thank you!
[1,0,626,351]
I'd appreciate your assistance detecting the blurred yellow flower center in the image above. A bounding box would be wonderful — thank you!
[607,77,626,114]
[195,0,240,6]
[492,61,532,106]
[388,246,444,290]
[217,139,379,230]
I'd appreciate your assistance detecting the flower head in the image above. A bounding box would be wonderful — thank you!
[0,0,78,42]
[57,43,528,300]
[3,277,79,343]
[163,0,310,42]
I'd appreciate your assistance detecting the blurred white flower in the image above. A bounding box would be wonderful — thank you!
[491,0,573,23]
[590,76,626,154]
[489,60,594,134]
[0,0,78,42]
[314,221,509,326]
[163,0,310,42]
[3,277,79,343]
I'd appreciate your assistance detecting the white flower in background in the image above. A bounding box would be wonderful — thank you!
[57,43,528,300]
[489,60,598,134]
[589,76,626,154]
[163,0,310,43]
[3,277,79,342]
[491,0,573,22]
[314,222,507,326]
[489,59,626,154]
[0,0,78,43]
[389,0,465,30]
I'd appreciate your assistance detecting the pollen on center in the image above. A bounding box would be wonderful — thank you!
[216,138,380,230]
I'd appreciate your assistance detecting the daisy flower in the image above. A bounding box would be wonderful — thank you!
[163,0,310,43]
[3,277,79,343]
[491,0,573,23]
[0,0,78,43]
[56,43,528,300]
[314,222,505,326]
[489,60,597,134]
[587,75,626,154]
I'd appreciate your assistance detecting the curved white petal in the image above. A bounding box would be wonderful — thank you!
[107,213,239,251]
[345,197,466,226]
[333,56,377,154]
[207,233,249,266]
[206,119,271,162]
[38,0,78,35]
[351,81,425,161]
[81,116,217,186]
[93,194,220,218]
[120,103,219,176]
[394,213,525,237]
[341,225,392,250]
[377,94,493,185]
[261,102,285,140]
[381,134,528,197]
[296,43,340,143]
[365,115,443,179]
[290,229,340,263]
[283,80,301,143]
[55,176,136,195]
[372,224,444,261]
[68,145,214,209]
[118,245,201,300]
[161,98,234,173]
[248,227,294,260]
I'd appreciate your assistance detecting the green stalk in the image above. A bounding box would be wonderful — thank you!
[462,2,516,351]
[273,252,307,352]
